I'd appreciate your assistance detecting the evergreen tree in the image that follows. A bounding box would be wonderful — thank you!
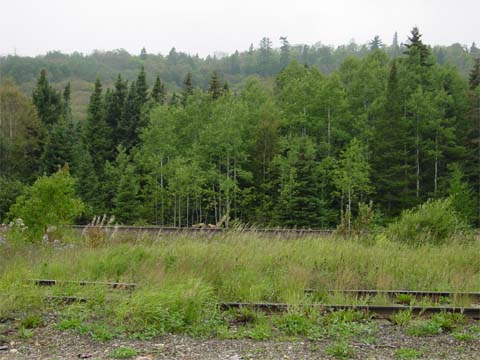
[118,81,141,151]
[151,75,166,104]
[140,47,147,60]
[259,37,273,76]
[32,69,62,127]
[391,32,400,58]
[223,81,230,94]
[469,58,480,90]
[447,163,476,224]
[404,27,431,66]
[104,75,127,147]
[182,72,193,106]
[169,92,180,106]
[113,164,140,224]
[41,117,76,174]
[209,71,222,99]
[275,136,327,228]
[136,66,149,106]
[470,42,480,56]
[62,82,73,121]
[279,36,290,69]
[372,60,414,216]
[369,35,383,51]
[301,45,309,65]
[85,78,112,174]
[72,143,101,217]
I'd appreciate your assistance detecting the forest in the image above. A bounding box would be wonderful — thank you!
[1,27,480,230]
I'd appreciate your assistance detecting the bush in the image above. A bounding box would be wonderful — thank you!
[385,198,471,245]
[7,168,84,241]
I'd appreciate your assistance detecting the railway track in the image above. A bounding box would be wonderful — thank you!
[305,289,480,303]
[70,225,336,236]
[31,280,480,319]
[219,302,480,319]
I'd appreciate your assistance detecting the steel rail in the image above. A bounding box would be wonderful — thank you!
[305,289,480,302]
[31,279,137,290]
[70,225,336,235]
[219,302,480,319]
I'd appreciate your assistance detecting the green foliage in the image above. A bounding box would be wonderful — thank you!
[110,347,138,359]
[115,280,216,335]
[395,348,423,359]
[385,198,471,245]
[447,164,476,224]
[0,177,24,222]
[406,313,465,337]
[325,341,355,359]
[7,169,84,240]
[390,310,413,326]
[2,27,480,229]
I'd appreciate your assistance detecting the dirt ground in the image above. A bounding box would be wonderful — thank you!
[0,322,479,360]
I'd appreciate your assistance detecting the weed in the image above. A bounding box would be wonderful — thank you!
[20,313,42,329]
[275,312,312,336]
[18,326,34,339]
[89,323,116,341]
[395,348,423,359]
[453,332,477,341]
[110,347,138,359]
[390,310,412,326]
[325,341,355,359]
[325,309,368,324]
[395,294,414,305]
[246,321,272,340]
[406,321,442,336]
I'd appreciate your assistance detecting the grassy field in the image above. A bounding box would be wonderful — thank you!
[0,232,479,353]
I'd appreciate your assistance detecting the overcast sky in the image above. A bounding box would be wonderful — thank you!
[1,0,478,57]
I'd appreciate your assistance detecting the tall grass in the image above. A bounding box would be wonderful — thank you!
[1,232,478,339]
[1,233,478,304]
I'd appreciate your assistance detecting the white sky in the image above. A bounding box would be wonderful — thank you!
[1,0,478,57]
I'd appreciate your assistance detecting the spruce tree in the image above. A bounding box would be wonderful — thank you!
[469,58,480,90]
[391,32,400,58]
[151,75,166,104]
[85,78,112,174]
[104,75,127,147]
[182,72,193,106]
[32,69,62,127]
[209,71,222,99]
[113,164,140,224]
[447,163,476,225]
[169,92,180,106]
[41,117,76,174]
[404,27,431,66]
[136,66,149,106]
[140,47,147,60]
[118,81,141,151]
[372,60,414,216]
[471,42,480,57]
[259,37,272,76]
[72,143,101,217]
[62,82,73,121]
[279,36,290,69]
[369,35,383,51]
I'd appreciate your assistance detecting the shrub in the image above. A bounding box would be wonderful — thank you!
[385,198,470,245]
[7,168,84,241]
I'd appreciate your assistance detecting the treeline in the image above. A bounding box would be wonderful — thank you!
[1,32,479,121]
[1,28,480,228]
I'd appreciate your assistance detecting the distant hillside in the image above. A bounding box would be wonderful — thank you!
[1,37,478,120]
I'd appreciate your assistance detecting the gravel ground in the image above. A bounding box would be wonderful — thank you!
[0,322,479,360]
